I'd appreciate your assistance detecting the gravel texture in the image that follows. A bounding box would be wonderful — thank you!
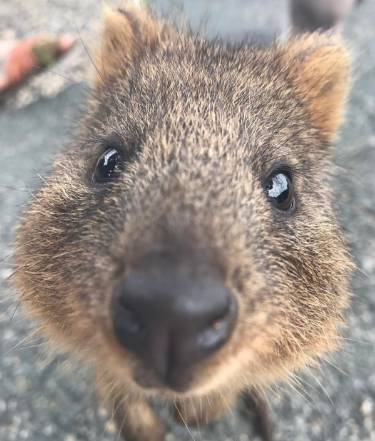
[0,1,374,440]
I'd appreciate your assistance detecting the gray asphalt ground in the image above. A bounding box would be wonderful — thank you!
[0,1,374,440]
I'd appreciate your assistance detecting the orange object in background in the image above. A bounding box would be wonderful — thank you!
[0,34,75,94]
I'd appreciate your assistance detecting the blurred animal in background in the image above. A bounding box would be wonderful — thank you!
[290,0,361,33]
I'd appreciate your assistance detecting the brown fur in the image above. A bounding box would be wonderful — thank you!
[94,5,170,85]
[12,3,353,440]
[281,33,351,140]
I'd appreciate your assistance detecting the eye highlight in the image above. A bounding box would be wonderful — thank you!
[93,148,122,183]
[264,170,295,212]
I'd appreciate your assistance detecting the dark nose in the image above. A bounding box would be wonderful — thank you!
[112,250,237,390]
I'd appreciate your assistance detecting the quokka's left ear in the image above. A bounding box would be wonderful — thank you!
[280,33,351,142]
[93,1,169,86]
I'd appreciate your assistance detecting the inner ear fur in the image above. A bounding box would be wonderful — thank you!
[280,33,351,142]
[93,3,169,85]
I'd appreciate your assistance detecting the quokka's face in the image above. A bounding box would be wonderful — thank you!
[13,6,352,398]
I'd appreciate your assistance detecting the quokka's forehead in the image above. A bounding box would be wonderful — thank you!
[96,45,296,136]
[99,37,274,100]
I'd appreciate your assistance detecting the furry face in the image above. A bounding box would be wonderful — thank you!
[13,4,352,438]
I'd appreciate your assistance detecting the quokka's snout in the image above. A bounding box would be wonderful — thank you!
[112,245,238,392]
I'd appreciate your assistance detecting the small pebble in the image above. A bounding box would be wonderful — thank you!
[361,398,374,417]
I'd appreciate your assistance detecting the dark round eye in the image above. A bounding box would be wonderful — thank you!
[93,148,122,183]
[265,172,295,212]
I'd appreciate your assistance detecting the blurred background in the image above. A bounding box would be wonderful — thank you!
[0,1,374,440]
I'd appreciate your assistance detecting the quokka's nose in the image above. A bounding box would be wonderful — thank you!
[111,250,237,389]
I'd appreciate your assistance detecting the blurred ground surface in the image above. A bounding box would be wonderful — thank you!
[0,1,374,440]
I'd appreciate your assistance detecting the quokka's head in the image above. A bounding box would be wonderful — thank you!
[13,4,353,398]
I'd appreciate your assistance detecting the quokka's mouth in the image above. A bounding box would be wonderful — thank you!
[133,362,197,394]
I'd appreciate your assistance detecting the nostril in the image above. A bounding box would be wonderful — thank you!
[120,304,143,335]
[197,296,237,353]
[211,296,233,325]
[113,295,144,348]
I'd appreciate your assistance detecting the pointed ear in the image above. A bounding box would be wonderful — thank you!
[93,3,168,85]
[281,33,351,141]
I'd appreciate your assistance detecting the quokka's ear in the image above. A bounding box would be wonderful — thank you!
[93,2,169,85]
[280,33,351,142]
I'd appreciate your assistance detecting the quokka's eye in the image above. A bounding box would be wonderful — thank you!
[93,148,122,183]
[265,171,295,212]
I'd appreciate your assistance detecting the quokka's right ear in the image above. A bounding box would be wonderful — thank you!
[93,1,169,86]
[280,33,351,142]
